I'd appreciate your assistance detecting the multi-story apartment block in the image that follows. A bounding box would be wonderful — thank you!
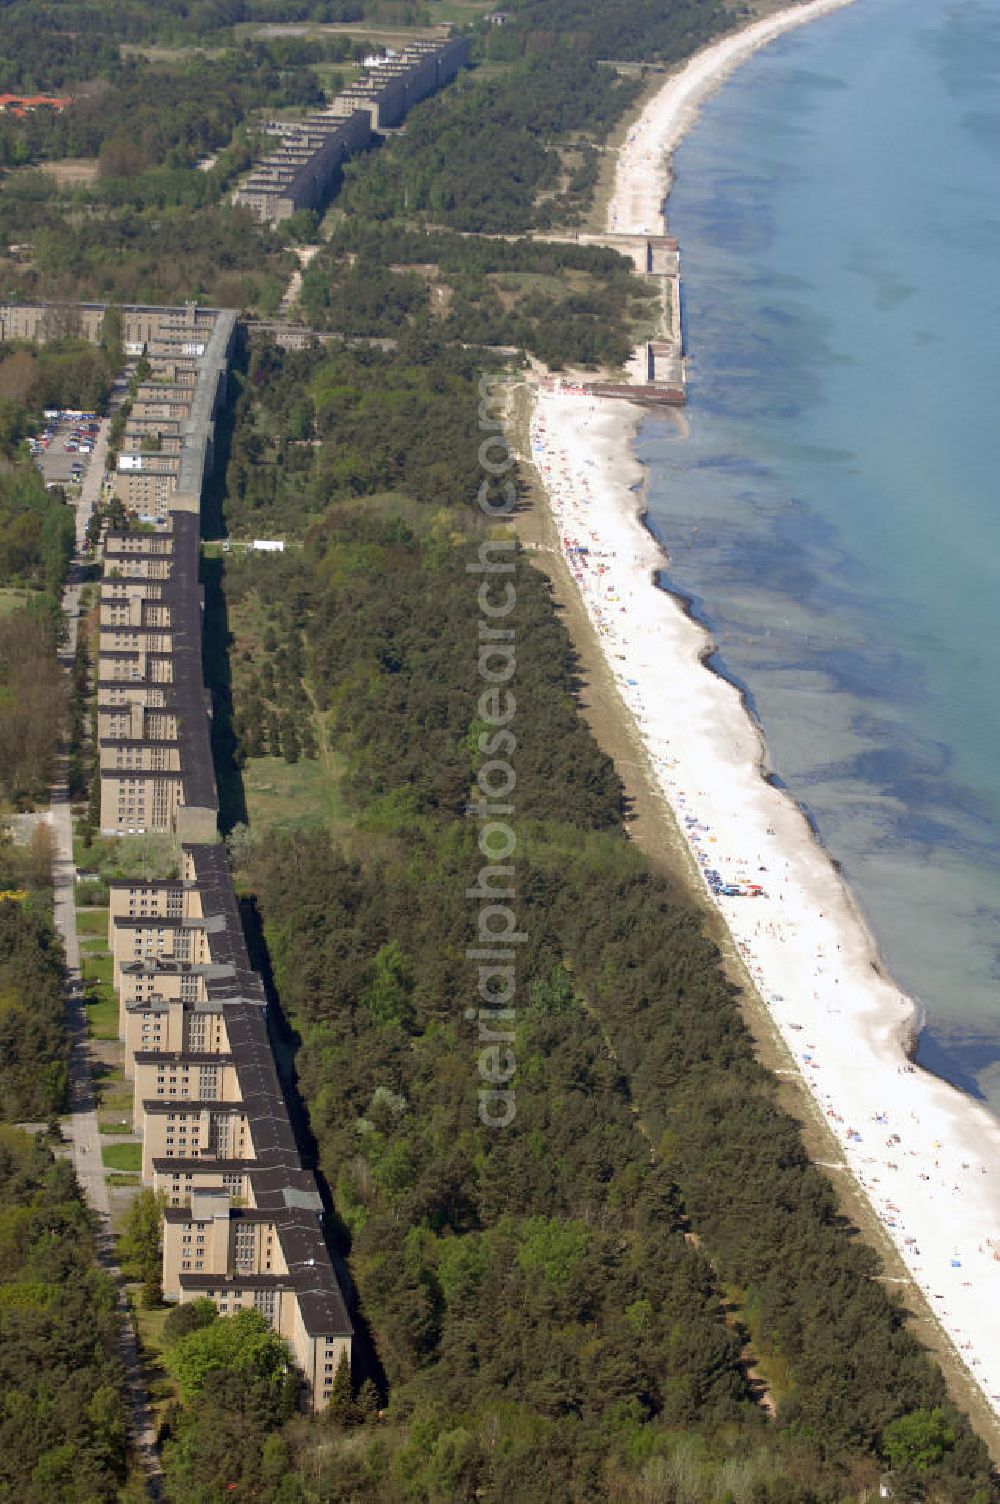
[112,461,182,515]
[101,739,182,775]
[112,906,213,969]
[161,1182,352,1409]
[97,694,176,742]
[0,299,218,348]
[102,771,185,836]
[123,990,228,1073]
[233,36,469,224]
[134,1051,240,1129]
[34,295,359,1410]
[141,1100,254,1179]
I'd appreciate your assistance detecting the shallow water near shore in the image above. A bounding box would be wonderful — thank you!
[640,0,1000,1109]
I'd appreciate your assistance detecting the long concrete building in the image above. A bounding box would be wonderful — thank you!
[97,518,353,1404]
[2,296,357,1409]
[233,35,470,224]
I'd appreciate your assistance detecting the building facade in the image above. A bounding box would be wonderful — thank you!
[58,298,358,1409]
[233,36,469,224]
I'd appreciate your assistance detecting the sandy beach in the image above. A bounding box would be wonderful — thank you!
[527,0,1000,1420]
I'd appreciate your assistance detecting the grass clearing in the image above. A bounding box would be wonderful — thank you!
[82,952,114,984]
[95,1071,132,1116]
[426,0,497,22]
[37,158,100,186]
[107,1171,141,1187]
[243,753,352,840]
[73,831,183,880]
[235,20,442,43]
[102,1141,142,1172]
[82,954,119,1040]
[86,995,119,1040]
[0,588,41,617]
[221,579,354,840]
[131,1297,181,1413]
[75,906,110,938]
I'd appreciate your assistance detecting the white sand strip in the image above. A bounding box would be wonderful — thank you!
[528,0,1000,1417]
[608,0,860,237]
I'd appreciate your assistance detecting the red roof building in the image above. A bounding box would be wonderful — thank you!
[0,94,73,118]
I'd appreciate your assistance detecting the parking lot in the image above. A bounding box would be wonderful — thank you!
[29,410,102,488]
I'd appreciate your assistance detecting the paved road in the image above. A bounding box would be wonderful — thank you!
[51,424,165,1498]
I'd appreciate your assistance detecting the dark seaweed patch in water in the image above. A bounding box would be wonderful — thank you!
[777,65,849,96]
[817,734,1000,863]
[849,735,951,786]
[813,646,923,704]
[916,1026,995,1102]
[676,169,776,258]
[705,536,826,603]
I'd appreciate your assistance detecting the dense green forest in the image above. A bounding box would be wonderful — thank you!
[477,0,731,65]
[0,1127,128,1500]
[0,486,126,1498]
[334,55,642,234]
[184,333,999,1502]
[0,0,436,77]
[0,834,68,1118]
[0,834,125,1494]
[299,221,657,368]
[316,0,735,238]
[0,0,740,311]
[221,336,488,537]
[292,0,740,362]
[0,464,74,595]
[0,0,994,1496]
[0,46,312,306]
[0,611,67,805]
[0,51,322,173]
[0,335,119,423]
[0,171,294,307]
[0,336,113,597]
[0,336,98,806]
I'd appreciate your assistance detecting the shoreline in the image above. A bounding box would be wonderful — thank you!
[523,0,1000,1423]
[636,482,930,1055]
[607,0,862,237]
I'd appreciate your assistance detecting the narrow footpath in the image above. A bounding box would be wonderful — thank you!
[50,423,165,1499]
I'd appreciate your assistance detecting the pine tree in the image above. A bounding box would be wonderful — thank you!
[281,716,300,765]
[141,1269,163,1309]
[267,712,281,756]
[358,1378,380,1420]
[327,1350,356,1424]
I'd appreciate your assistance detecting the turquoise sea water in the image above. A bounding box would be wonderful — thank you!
[639,0,1000,1109]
